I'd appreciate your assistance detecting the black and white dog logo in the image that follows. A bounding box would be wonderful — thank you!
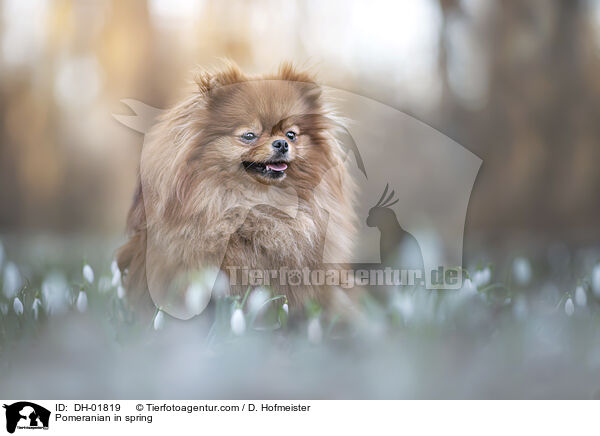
[3,402,50,434]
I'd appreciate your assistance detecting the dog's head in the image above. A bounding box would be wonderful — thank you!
[166,62,343,196]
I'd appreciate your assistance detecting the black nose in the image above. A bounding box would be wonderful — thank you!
[272,139,289,153]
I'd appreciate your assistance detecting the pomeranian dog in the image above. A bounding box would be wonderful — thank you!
[117,62,357,319]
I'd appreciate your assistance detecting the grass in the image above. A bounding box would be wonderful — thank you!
[1,236,600,399]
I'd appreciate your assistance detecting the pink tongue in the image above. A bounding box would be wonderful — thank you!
[266,162,288,171]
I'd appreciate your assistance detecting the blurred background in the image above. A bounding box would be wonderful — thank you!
[1,0,600,249]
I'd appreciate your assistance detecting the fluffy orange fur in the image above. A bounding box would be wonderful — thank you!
[117,62,357,318]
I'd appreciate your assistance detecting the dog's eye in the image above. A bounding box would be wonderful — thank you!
[241,132,257,142]
[285,131,297,141]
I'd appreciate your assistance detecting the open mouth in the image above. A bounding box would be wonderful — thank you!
[242,160,289,179]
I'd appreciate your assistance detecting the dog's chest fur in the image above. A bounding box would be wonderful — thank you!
[218,202,328,304]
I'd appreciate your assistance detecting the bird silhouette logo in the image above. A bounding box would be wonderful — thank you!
[366,183,424,275]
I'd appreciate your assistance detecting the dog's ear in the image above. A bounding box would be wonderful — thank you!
[275,62,316,84]
[194,61,246,95]
[274,62,322,109]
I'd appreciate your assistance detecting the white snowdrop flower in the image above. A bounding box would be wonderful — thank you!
[32,298,42,320]
[110,260,119,275]
[565,298,575,316]
[111,261,121,287]
[185,281,211,315]
[472,267,491,288]
[0,303,8,315]
[83,264,94,284]
[461,278,477,295]
[199,267,228,298]
[512,257,532,286]
[13,297,23,315]
[230,308,246,336]
[212,270,230,297]
[117,285,125,299]
[248,287,270,313]
[512,296,528,320]
[575,285,587,307]
[482,267,491,284]
[111,267,121,287]
[76,291,88,312]
[282,303,289,314]
[98,276,111,293]
[592,264,600,297]
[307,317,323,344]
[42,272,70,315]
[392,292,415,320]
[3,262,22,298]
[153,310,165,330]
